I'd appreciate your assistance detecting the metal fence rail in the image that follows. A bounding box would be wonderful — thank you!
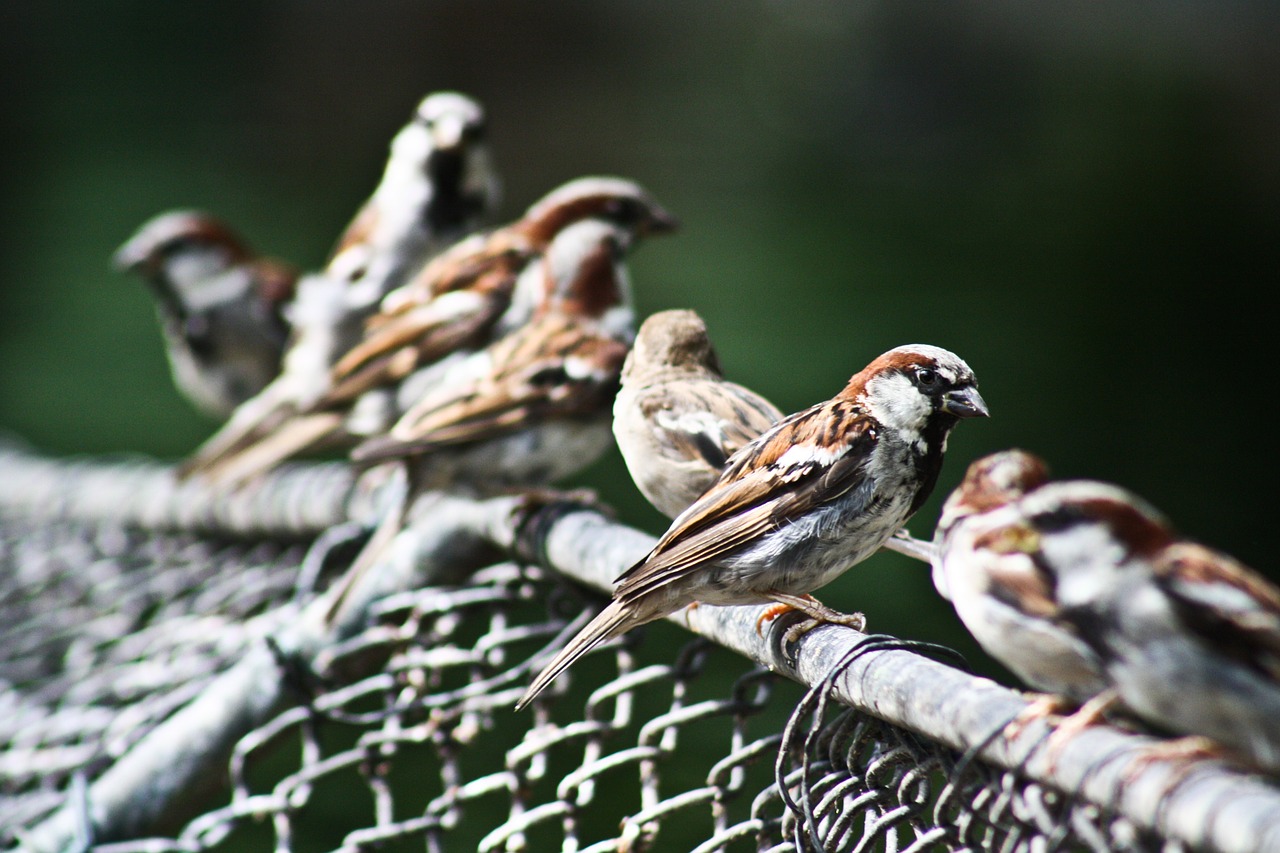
[3,442,1280,852]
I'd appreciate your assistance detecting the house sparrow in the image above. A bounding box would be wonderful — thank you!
[180,177,675,485]
[113,210,298,418]
[931,451,1112,722]
[351,217,637,478]
[612,309,783,518]
[1007,478,1280,771]
[322,218,639,624]
[326,91,500,301]
[517,344,989,709]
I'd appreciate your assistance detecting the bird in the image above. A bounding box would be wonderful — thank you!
[179,176,676,485]
[175,93,500,481]
[322,218,641,624]
[517,344,989,709]
[326,90,501,300]
[113,210,298,419]
[930,450,1113,730]
[1006,477,1280,771]
[612,309,783,518]
[352,217,637,480]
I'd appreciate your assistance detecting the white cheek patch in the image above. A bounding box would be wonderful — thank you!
[862,372,932,434]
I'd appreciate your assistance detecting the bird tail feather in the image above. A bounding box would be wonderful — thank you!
[515,599,634,710]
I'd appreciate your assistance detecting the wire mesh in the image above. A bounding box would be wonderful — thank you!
[3,448,1280,852]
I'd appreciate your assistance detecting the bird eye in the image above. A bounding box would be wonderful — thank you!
[606,198,641,224]
[916,368,938,387]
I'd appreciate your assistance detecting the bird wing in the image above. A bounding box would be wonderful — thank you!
[1154,542,1280,679]
[322,286,511,405]
[643,378,782,471]
[351,314,627,463]
[614,401,878,600]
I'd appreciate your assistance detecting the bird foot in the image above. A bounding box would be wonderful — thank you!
[1002,693,1073,742]
[755,593,865,641]
[1121,735,1229,787]
[1041,690,1118,770]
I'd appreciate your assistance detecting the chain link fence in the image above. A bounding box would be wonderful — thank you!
[3,441,1280,852]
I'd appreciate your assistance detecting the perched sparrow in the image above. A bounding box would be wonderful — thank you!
[352,217,636,475]
[1007,479,1280,770]
[323,218,639,623]
[326,91,500,300]
[114,210,298,418]
[517,344,989,708]
[612,309,783,518]
[931,451,1112,710]
[180,177,675,485]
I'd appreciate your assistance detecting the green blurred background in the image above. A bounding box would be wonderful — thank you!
[1,1,1278,843]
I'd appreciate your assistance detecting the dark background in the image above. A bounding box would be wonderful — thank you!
[1,1,1277,845]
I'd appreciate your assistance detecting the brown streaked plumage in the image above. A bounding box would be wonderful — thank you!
[1018,479,1280,768]
[613,309,784,518]
[179,177,674,486]
[931,450,1110,706]
[518,344,988,709]
[321,218,639,626]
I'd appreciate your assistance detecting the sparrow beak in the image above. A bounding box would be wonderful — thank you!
[430,115,467,151]
[112,239,149,273]
[643,206,681,236]
[942,386,990,419]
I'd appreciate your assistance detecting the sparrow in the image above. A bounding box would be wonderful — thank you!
[113,210,298,419]
[931,451,1113,719]
[326,90,501,300]
[612,309,783,518]
[180,177,676,485]
[1007,478,1280,771]
[322,218,639,624]
[517,344,989,709]
[352,217,636,480]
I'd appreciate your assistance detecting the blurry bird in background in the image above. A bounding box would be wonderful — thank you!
[326,91,502,301]
[612,309,783,518]
[114,210,298,419]
[933,450,1280,771]
[324,218,650,624]
[930,450,1111,734]
[179,92,500,478]
[181,176,676,486]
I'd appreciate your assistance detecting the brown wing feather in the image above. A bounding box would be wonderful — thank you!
[639,378,781,471]
[369,232,533,327]
[714,381,785,455]
[615,404,876,599]
[323,293,507,406]
[352,316,627,462]
[1155,542,1280,678]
